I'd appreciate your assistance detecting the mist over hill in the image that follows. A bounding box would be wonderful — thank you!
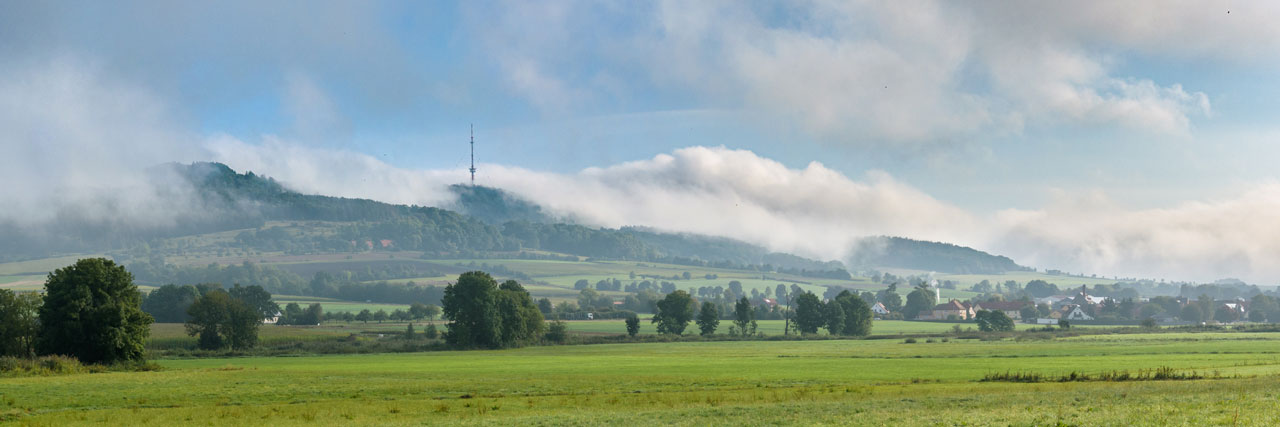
[1,162,1033,275]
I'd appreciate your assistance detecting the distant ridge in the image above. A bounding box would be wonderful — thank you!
[849,236,1030,274]
[0,161,1034,276]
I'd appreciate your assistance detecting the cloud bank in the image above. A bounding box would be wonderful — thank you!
[206,137,1280,284]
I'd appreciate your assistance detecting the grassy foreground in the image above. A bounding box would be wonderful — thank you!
[5,331,1280,425]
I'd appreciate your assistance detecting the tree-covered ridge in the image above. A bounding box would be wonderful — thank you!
[448,184,552,225]
[849,236,1030,274]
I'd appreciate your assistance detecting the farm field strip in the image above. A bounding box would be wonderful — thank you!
[6,333,1280,425]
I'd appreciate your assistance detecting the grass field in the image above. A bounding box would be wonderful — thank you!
[558,319,1058,336]
[273,297,412,315]
[5,331,1280,425]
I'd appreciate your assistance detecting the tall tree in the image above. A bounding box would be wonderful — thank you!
[185,289,262,350]
[878,285,903,313]
[38,258,153,364]
[834,290,873,336]
[696,301,720,336]
[442,271,501,348]
[792,292,824,334]
[652,290,695,335]
[625,312,641,337]
[824,299,846,335]
[0,290,41,357]
[495,280,545,347]
[904,286,937,320]
[733,296,755,336]
[228,284,279,320]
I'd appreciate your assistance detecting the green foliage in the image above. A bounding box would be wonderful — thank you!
[974,310,1015,332]
[228,284,279,320]
[733,297,755,336]
[848,236,1029,274]
[1025,280,1059,298]
[833,290,873,336]
[1214,305,1239,323]
[624,313,641,337]
[424,323,439,339]
[904,286,937,320]
[545,320,568,343]
[1180,304,1203,323]
[185,289,262,350]
[0,290,41,357]
[652,290,695,335]
[442,271,500,348]
[792,292,824,335]
[142,285,201,323]
[824,299,845,335]
[38,258,152,364]
[441,272,544,349]
[696,302,719,336]
[496,280,546,347]
[879,290,902,313]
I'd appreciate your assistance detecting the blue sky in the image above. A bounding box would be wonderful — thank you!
[5,1,1280,282]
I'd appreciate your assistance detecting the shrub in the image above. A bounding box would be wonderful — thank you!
[903,338,917,344]
[546,320,568,343]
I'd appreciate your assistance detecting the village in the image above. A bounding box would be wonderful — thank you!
[880,286,1256,326]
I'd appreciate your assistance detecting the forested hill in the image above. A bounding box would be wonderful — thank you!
[2,162,1034,275]
[848,236,1031,274]
[447,184,552,225]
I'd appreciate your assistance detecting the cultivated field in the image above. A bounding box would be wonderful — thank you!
[5,331,1280,425]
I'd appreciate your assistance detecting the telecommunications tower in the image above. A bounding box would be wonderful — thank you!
[469,124,477,185]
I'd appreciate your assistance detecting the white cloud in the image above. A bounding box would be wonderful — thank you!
[993,184,1280,283]
[0,57,201,227]
[475,1,1243,143]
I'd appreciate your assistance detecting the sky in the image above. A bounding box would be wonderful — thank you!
[4,1,1280,283]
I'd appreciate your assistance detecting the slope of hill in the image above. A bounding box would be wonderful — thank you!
[3,162,1034,276]
[849,236,1030,274]
[447,184,552,225]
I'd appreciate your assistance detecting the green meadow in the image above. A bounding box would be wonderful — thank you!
[5,331,1280,425]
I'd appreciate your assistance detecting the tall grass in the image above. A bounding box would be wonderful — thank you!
[981,366,1227,383]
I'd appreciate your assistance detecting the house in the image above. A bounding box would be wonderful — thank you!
[973,301,1030,320]
[263,311,282,324]
[871,302,889,316]
[923,300,974,320]
[761,298,778,308]
[1060,305,1094,321]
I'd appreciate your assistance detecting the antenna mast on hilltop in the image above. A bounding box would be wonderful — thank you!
[469,124,477,186]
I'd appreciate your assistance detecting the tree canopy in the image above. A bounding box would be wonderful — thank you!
[652,290,695,335]
[0,290,41,358]
[37,258,153,364]
[696,301,720,336]
[185,289,262,350]
[441,272,544,349]
[975,310,1015,332]
[792,292,825,334]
